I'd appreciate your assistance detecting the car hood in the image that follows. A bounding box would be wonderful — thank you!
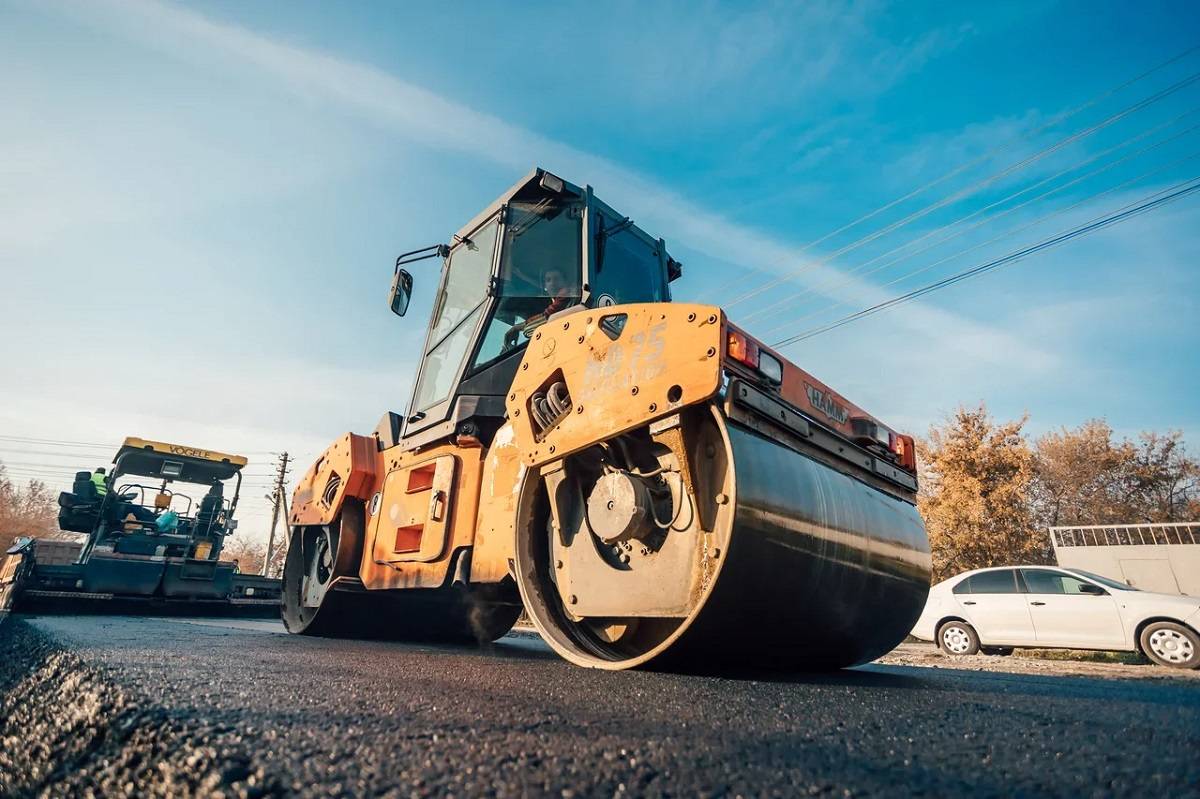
[1118,590,1200,612]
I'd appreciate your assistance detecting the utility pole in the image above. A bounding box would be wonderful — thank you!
[263,451,290,577]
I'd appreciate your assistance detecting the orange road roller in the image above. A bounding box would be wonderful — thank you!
[283,168,930,670]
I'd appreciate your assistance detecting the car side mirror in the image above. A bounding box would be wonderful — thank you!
[1079,583,1106,596]
[389,268,413,317]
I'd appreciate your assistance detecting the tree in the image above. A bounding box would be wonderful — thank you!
[917,404,1044,581]
[221,535,266,575]
[1126,431,1199,522]
[1030,420,1137,527]
[221,534,286,577]
[1031,423,1199,529]
[0,463,60,552]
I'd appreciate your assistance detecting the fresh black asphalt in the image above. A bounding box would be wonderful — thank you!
[1,614,1197,797]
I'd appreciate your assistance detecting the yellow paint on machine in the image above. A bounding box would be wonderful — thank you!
[506,303,726,468]
[120,437,248,467]
[287,303,730,594]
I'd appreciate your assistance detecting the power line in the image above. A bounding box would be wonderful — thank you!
[743,110,1200,326]
[0,435,115,449]
[757,138,1200,335]
[768,149,1200,335]
[0,433,278,456]
[703,44,1200,303]
[262,452,291,578]
[0,448,119,462]
[724,67,1200,310]
[766,152,1200,337]
[771,177,1200,347]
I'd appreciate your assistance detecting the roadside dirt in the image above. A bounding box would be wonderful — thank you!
[877,641,1200,681]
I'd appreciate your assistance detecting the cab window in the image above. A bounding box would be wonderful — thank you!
[589,212,666,307]
[428,219,499,344]
[410,217,500,413]
[471,198,582,371]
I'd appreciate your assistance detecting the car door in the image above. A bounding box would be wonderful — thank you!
[955,569,1036,645]
[1020,569,1127,649]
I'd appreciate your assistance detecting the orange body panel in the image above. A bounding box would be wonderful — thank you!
[468,422,525,584]
[360,442,485,590]
[290,433,380,527]
[726,322,897,442]
[291,435,488,591]
[506,303,725,468]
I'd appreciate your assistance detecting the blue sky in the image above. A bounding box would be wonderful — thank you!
[2,0,1198,540]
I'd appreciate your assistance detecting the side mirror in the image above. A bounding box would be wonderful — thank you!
[389,268,413,317]
[1079,583,1106,596]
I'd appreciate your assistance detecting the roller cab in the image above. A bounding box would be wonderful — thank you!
[283,168,930,669]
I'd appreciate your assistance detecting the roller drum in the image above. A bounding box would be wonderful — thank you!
[662,421,931,670]
[516,404,931,671]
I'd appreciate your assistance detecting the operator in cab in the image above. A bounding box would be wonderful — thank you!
[504,267,575,347]
[90,467,108,496]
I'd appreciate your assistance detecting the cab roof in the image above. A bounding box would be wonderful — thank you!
[113,437,247,483]
[453,167,585,242]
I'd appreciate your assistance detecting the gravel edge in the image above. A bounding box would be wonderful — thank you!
[0,618,281,798]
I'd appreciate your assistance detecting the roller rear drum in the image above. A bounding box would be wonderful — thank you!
[282,504,521,642]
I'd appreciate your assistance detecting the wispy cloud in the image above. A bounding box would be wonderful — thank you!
[35,0,1055,379]
[579,1,974,114]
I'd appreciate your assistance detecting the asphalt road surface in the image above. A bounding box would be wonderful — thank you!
[2,614,1197,798]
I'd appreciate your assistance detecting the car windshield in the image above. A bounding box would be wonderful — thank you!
[1067,569,1138,591]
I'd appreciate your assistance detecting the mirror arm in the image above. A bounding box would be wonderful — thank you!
[395,243,450,270]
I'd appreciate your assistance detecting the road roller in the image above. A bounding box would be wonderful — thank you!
[284,168,930,670]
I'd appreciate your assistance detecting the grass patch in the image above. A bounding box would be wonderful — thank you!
[1014,648,1145,665]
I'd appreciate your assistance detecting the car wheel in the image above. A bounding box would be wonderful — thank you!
[981,646,1014,656]
[938,620,980,656]
[1140,621,1200,669]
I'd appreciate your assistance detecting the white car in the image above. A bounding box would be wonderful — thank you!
[911,565,1200,669]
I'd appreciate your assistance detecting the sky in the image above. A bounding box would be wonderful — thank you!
[2,0,1199,543]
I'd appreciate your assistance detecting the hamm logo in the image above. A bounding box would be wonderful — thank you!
[805,384,848,425]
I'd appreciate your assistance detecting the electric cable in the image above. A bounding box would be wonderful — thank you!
[724,68,1200,309]
[771,176,1200,346]
[743,111,1200,325]
[760,145,1200,335]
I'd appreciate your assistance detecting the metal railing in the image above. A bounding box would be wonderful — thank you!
[1050,522,1200,548]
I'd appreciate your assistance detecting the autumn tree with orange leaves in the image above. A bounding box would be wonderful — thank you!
[918,408,1199,582]
[917,404,1046,581]
[0,463,60,552]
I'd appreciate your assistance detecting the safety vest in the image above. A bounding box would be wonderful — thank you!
[91,472,108,496]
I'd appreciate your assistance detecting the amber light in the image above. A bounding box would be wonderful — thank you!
[895,434,917,472]
[727,329,760,369]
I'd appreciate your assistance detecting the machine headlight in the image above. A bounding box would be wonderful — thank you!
[757,352,783,386]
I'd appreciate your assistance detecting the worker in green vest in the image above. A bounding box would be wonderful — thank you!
[91,467,108,496]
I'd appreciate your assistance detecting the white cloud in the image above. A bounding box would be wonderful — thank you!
[0,350,410,542]
[33,0,1056,381]
[32,7,1200,414]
